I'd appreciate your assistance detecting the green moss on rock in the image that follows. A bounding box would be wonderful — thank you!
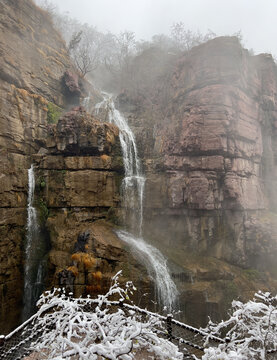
[38,198,49,224]
[243,268,263,281]
[47,102,62,124]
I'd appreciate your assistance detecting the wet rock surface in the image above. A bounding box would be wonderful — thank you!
[0,0,72,333]
[46,107,120,155]
[34,106,153,319]
[1,1,277,333]
[119,37,277,325]
[0,0,127,334]
[121,37,277,269]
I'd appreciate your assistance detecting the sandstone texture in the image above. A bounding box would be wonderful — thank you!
[0,0,123,333]
[121,37,277,269]
[34,109,152,309]
[118,37,277,325]
[0,0,73,333]
[2,0,277,333]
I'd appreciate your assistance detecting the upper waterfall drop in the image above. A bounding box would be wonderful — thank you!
[95,93,178,311]
[95,93,145,237]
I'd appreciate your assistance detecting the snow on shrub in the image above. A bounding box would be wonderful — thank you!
[202,291,277,360]
[30,271,183,360]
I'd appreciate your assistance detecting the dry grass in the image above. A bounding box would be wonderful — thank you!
[71,252,96,270]
[67,265,79,277]
[100,154,111,163]
[11,85,48,106]
[106,130,116,144]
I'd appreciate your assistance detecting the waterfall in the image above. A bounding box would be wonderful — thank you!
[117,230,178,311]
[22,165,41,320]
[82,93,91,113]
[95,94,178,311]
[96,94,145,237]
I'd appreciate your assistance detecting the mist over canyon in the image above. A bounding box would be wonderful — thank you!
[0,0,277,338]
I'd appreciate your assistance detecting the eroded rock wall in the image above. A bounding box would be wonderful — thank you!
[0,0,152,333]
[1,0,277,332]
[35,108,152,308]
[0,0,76,333]
[118,37,277,325]
[122,37,277,268]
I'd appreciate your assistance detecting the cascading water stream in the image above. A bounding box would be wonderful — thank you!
[95,94,178,311]
[117,230,178,312]
[95,94,145,237]
[82,92,92,113]
[22,165,41,320]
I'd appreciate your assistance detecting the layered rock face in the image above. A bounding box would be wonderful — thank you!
[0,0,148,334]
[35,108,151,304]
[0,0,75,333]
[119,37,277,325]
[1,0,277,332]
[0,0,152,333]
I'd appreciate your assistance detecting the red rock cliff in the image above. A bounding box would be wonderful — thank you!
[0,0,151,334]
[118,37,277,325]
[0,0,74,333]
[123,37,277,267]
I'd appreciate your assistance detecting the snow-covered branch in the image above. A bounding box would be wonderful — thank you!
[202,291,277,360]
[30,272,183,359]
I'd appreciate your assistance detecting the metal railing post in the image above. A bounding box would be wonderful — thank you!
[167,314,173,342]
[0,335,5,347]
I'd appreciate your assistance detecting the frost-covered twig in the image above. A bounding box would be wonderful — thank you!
[30,272,183,359]
[202,291,277,360]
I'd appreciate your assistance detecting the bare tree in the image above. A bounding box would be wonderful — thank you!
[34,0,56,15]
[171,22,215,52]
[68,30,82,53]
[69,30,103,77]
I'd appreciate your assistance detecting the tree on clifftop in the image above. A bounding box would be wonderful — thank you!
[171,22,215,51]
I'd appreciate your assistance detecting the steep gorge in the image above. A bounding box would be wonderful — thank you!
[118,36,277,325]
[0,0,73,332]
[0,0,151,333]
[1,0,277,334]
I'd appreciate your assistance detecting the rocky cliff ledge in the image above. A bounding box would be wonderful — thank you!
[0,0,74,333]
[34,107,151,306]
[118,36,277,325]
[0,0,151,333]
[1,0,277,333]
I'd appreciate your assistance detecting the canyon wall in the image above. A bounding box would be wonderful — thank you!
[0,0,150,333]
[0,0,73,332]
[34,107,151,305]
[118,37,277,325]
[1,0,277,333]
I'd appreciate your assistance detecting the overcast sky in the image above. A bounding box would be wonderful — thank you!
[49,0,277,56]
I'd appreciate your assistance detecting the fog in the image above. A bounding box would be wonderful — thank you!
[48,0,277,56]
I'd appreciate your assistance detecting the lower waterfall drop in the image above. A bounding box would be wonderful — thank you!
[95,94,178,311]
[117,230,178,311]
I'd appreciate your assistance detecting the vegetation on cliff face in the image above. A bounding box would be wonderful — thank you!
[36,0,216,93]
[46,102,62,124]
[1,0,277,339]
